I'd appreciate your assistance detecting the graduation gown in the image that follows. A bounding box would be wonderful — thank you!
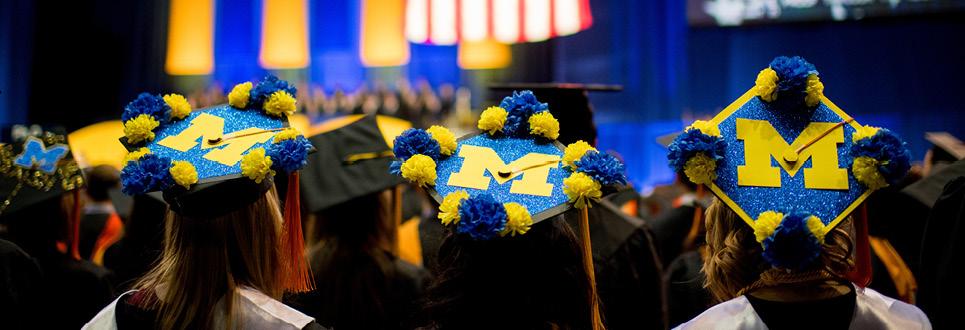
[675,285,931,330]
[650,205,698,268]
[664,250,714,328]
[918,176,965,329]
[564,199,666,330]
[0,239,42,329]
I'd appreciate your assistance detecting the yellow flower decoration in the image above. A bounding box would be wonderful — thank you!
[528,112,560,140]
[401,154,437,187]
[264,91,297,117]
[562,140,597,170]
[687,120,721,137]
[163,93,192,120]
[804,74,824,107]
[755,68,779,102]
[563,172,602,209]
[123,114,160,144]
[683,153,717,185]
[273,127,301,142]
[500,202,533,237]
[228,82,252,108]
[123,147,151,164]
[240,148,275,183]
[438,190,470,226]
[169,160,198,189]
[806,216,827,243]
[478,106,508,135]
[852,156,888,191]
[427,125,457,156]
[753,211,784,244]
[852,125,881,142]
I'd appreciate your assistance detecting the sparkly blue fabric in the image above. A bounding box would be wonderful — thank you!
[434,134,568,218]
[266,136,312,172]
[146,104,285,182]
[121,93,171,124]
[120,153,173,195]
[499,90,549,136]
[248,75,298,109]
[667,129,726,172]
[761,212,823,270]
[456,194,507,240]
[575,151,628,186]
[714,96,866,225]
[850,129,912,185]
[393,128,441,161]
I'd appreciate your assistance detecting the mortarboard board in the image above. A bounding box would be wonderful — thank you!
[489,83,622,146]
[117,75,315,292]
[925,132,965,161]
[668,56,911,273]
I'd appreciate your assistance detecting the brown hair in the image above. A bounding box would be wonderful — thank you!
[132,186,286,329]
[702,198,854,302]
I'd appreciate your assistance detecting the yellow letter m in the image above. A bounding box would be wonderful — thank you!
[446,145,560,197]
[736,118,848,190]
[157,113,276,167]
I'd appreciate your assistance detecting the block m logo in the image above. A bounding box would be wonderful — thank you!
[158,113,276,166]
[736,118,848,190]
[447,145,560,197]
[14,137,69,174]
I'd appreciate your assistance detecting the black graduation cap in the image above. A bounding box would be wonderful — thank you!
[300,115,403,213]
[926,132,965,161]
[0,127,85,218]
[489,83,622,146]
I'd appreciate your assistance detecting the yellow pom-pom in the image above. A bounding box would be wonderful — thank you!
[806,216,827,243]
[169,160,198,189]
[687,120,721,137]
[562,140,597,170]
[240,148,275,183]
[123,114,160,144]
[753,211,784,244]
[683,153,717,185]
[500,202,533,237]
[852,125,881,143]
[163,93,192,120]
[564,172,602,209]
[755,68,779,102]
[852,156,888,191]
[264,91,296,117]
[528,112,560,140]
[401,154,437,187]
[123,147,151,164]
[805,74,824,107]
[228,82,252,108]
[438,190,470,226]
[478,106,508,135]
[273,127,301,142]
[427,125,457,156]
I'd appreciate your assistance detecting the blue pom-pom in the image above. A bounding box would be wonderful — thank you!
[761,212,823,270]
[574,151,628,186]
[667,128,726,172]
[499,90,549,136]
[456,194,507,240]
[249,75,298,109]
[850,128,912,185]
[770,56,817,93]
[120,154,174,195]
[393,128,441,161]
[389,160,402,175]
[121,93,171,124]
[267,136,313,172]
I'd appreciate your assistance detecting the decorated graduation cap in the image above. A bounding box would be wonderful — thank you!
[117,75,314,292]
[668,56,911,274]
[489,83,622,146]
[0,126,86,258]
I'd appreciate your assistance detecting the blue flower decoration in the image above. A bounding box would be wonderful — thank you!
[850,128,912,185]
[249,75,298,109]
[499,90,549,136]
[770,56,817,93]
[393,128,442,161]
[267,136,313,172]
[457,194,507,240]
[761,212,823,270]
[120,154,174,195]
[667,128,726,172]
[574,151,628,186]
[121,93,171,124]
[389,160,402,175]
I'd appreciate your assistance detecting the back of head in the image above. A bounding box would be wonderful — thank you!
[423,217,593,329]
[84,165,120,202]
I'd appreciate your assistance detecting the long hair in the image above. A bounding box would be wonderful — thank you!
[422,217,593,330]
[132,186,286,330]
[307,190,400,328]
[702,198,854,302]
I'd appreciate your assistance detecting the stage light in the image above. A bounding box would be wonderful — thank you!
[406,0,594,45]
[458,39,511,69]
[165,0,214,75]
[260,0,310,69]
[360,0,410,67]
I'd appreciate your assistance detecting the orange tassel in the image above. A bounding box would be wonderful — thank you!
[846,204,872,287]
[283,171,314,292]
[69,189,82,260]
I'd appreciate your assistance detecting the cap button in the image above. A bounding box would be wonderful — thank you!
[782,149,799,163]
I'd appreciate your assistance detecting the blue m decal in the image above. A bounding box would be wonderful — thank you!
[13,137,69,174]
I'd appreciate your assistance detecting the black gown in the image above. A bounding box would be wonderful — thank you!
[918,176,965,329]
[0,239,42,329]
[664,250,714,328]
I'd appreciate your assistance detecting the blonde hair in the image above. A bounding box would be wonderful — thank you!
[133,186,286,329]
[702,198,854,302]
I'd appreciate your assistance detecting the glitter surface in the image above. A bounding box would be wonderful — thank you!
[147,105,285,182]
[433,134,569,220]
[715,97,866,225]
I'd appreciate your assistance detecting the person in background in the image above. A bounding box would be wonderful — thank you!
[102,194,167,290]
[80,165,124,265]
